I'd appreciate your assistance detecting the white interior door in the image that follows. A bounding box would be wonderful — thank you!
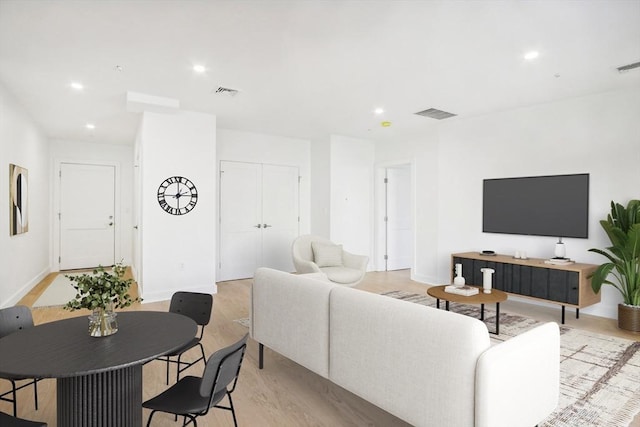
[219,161,262,281]
[386,165,412,271]
[59,163,116,270]
[261,164,299,272]
[219,161,299,281]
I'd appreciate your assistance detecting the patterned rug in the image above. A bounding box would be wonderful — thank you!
[382,290,640,427]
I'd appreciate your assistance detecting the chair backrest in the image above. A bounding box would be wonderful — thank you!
[292,234,334,263]
[169,292,213,326]
[0,305,34,339]
[200,333,249,399]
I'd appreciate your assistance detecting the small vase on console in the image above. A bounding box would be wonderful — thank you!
[453,263,466,287]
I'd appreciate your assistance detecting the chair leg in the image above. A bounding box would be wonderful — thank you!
[259,343,264,369]
[198,343,206,371]
[228,391,238,427]
[33,378,39,410]
[146,409,157,427]
[165,357,170,384]
[176,353,183,383]
[11,380,17,417]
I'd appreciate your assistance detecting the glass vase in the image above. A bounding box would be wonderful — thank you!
[88,306,118,337]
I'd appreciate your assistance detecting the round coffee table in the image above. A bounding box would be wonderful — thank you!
[427,285,508,334]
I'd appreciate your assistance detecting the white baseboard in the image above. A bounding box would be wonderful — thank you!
[141,283,218,305]
[2,265,51,308]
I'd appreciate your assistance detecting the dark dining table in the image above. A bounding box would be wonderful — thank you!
[0,311,197,427]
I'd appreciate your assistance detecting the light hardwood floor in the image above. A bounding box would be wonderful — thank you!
[3,269,639,426]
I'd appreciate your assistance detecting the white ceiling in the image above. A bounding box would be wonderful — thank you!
[1,0,639,145]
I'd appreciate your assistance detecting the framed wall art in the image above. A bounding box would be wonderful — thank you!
[9,163,28,235]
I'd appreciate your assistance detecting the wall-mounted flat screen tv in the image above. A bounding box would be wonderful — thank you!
[483,173,589,238]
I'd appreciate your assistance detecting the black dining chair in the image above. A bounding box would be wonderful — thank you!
[0,306,40,417]
[0,411,47,427]
[156,292,213,384]
[144,333,249,427]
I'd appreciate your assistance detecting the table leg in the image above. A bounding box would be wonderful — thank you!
[445,300,450,311]
[495,303,500,335]
[480,303,485,321]
[57,365,142,427]
[436,298,440,309]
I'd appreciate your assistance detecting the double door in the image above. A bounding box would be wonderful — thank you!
[219,161,299,281]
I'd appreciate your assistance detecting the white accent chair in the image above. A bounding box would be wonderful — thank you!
[291,235,368,286]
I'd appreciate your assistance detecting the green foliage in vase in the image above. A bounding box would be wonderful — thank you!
[590,199,640,306]
[64,263,141,311]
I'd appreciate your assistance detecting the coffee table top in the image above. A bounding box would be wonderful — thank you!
[427,285,508,304]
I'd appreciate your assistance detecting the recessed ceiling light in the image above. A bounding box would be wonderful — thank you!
[85,123,95,130]
[193,64,206,73]
[374,108,384,115]
[524,51,540,60]
[70,82,84,91]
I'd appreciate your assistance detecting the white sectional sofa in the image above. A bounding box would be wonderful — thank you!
[250,268,560,427]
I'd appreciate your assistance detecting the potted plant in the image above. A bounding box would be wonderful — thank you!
[64,263,141,336]
[589,199,640,332]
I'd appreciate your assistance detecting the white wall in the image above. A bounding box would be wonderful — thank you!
[138,111,217,302]
[0,82,50,307]
[375,89,639,319]
[330,135,375,261]
[217,128,311,236]
[310,138,331,237]
[436,89,640,319]
[50,140,134,270]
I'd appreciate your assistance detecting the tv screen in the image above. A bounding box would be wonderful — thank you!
[483,173,589,238]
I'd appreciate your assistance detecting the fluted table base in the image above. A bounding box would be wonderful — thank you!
[57,366,142,427]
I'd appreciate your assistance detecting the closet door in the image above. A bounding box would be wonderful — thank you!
[219,161,299,281]
[219,162,262,281]
[261,164,299,273]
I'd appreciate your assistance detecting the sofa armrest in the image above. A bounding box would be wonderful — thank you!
[475,322,560,427]
[342,250,368,271]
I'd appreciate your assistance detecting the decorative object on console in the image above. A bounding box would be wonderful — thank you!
[481,268,494,294]
[554,237,567,259]
[545,258,575,266]
[64,263,141,337]
[453,263,465,286]
[589,199,640,332]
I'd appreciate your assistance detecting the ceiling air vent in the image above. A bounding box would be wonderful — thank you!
[617,61,640,73]
[213,86,239,96]
[415,108,457,120]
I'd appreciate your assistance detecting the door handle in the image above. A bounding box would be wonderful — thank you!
[263,224,272,228]
[254,224,262,228]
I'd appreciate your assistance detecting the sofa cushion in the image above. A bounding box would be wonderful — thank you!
[320,266,361,284]
[312,242,343,267]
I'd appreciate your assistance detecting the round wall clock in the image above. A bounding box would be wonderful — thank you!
[157,176,198,215]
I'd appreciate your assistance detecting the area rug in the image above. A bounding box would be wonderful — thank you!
[382,290,640,427]
[32,272,86,308]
